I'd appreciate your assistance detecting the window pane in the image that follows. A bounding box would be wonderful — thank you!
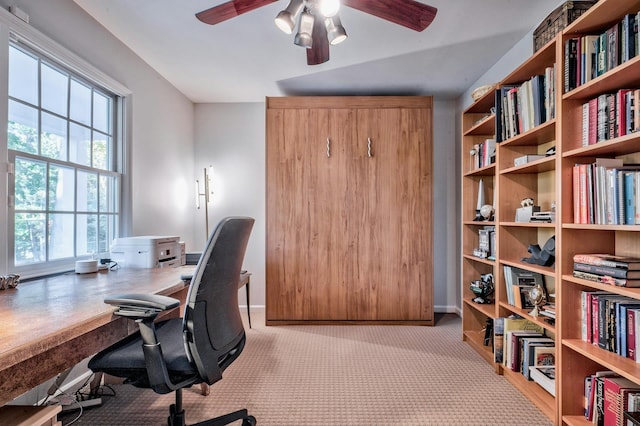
[98,214,117,253]
[15,158,46,211]
[8,46,38,105]
[70,79,91,125]
[15,213,46,265]
[49,165,75,211]
[93,133,109,170]
[8,100,39,154]
[77,170,98,212]
[99,175,116,212]
[41,112,68,160]
[99,215,118,253]
[69,123,91,166]
[93,92,110,133]
[49,213,74,259]
[41,63,68,117]
[76,214,97,256]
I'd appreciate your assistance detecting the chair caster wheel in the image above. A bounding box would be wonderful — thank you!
[242,415,256,426]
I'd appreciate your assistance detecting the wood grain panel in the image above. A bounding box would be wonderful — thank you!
[266,97,433,324]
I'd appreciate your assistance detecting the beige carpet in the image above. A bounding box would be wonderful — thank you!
[59,309,551,425]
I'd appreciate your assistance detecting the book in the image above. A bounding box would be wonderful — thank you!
[565,38,579,92]
[575,263,640,279]
[520,337,553,379]
[588,371,618,422]
[573,270,638,287]
[530,365,555,396]
[603,376,640,426]
[573,254,640,270]
[499,317,544,367]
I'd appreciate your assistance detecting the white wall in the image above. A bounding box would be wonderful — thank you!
[0,0,199,250]
[194,103,266,307]
[194,99,459,313]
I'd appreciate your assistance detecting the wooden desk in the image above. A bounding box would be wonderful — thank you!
[0,266,194,407]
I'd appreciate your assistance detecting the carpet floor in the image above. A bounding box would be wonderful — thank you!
[59,309,552,425]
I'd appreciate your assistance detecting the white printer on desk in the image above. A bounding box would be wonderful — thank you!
[110,236,181,268]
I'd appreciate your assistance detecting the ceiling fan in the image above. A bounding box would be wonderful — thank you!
[196,0,437,65]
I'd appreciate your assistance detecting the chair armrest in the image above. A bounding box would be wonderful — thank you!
[104,293,180,320]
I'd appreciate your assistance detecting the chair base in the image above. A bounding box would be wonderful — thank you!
[168,389,255,426]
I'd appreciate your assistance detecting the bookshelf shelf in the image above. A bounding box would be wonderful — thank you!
[562,274,640,298]
[562,415,591,426]
[463,297,495,318]
[501,367,555,420]
[462,328,495,365]
[462,254,495,266]
[563,0,640,35]
[462,220,496,226]
[562,223,640,232]
[500,155,556,174]
[562,55,640,101]
[498,119,556,147]
[564,339,640,383]
[501,221,556,229]
[498,301,556,333]
[464,113,496,136]
[463,163,495,177]
[562,132,640,158]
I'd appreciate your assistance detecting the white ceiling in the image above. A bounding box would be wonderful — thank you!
[72,0,562,103]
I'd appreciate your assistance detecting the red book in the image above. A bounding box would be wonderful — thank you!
[603,376,640,426]
[617,89,630,137]
[593,294,601,346]
[628,309,637,360]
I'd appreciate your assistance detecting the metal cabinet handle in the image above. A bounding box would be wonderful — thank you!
[367,138,372,157]
[326,137,330,158]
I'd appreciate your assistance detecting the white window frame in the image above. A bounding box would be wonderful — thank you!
[0,8,132,278]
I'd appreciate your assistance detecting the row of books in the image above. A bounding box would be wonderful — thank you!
[585,372,640,425]
[581,289,640,361]
[495,66,556,142]
[493,317,554,389]
[581,89,639,147]
[565,12,640,92]
[574,253,640,289]
[572,158,640,225]
[470,138,495,170]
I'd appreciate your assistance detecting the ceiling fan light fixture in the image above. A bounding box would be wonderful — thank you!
[294,7,315,48]
[318,0,340,17]
[325,15,347,45]
[274,0,304,34]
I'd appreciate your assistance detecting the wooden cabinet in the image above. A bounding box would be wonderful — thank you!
[266,96,433,325]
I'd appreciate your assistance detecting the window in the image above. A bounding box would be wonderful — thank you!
[7,43,121,276]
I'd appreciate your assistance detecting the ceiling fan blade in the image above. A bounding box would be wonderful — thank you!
[307,17,330,65]
[196,0,277,25]
[343,0,437,32]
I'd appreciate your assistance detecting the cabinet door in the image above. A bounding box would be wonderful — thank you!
[349,108,433,321]
[266,108,354,321]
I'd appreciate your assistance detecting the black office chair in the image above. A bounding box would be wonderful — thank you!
[89,217,256,426]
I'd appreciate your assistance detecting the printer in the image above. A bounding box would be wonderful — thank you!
[110,236,182,268]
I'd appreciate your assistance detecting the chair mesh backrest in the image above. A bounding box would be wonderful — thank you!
[183,217,254,382]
